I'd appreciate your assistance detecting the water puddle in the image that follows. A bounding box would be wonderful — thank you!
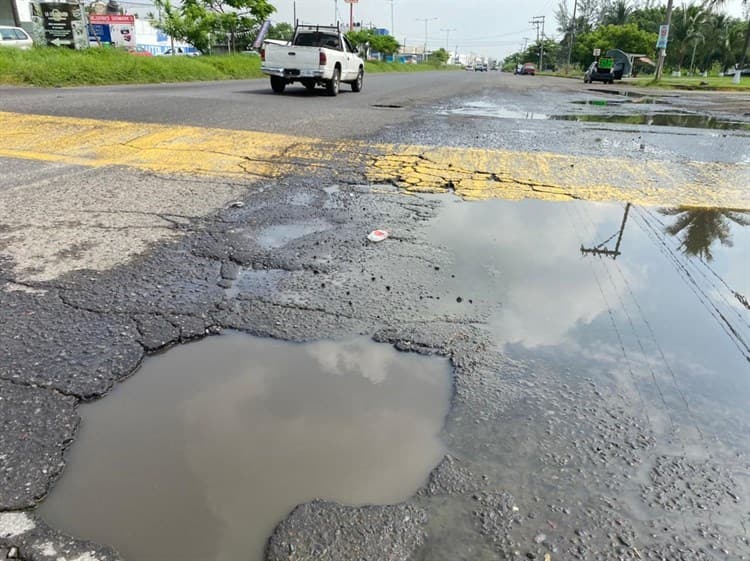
[571,97,667,106]
[439,100,549,120]
[426,198,750,415]
[551,112,750,130]
[255,220,331,249]
[40,334,452,561]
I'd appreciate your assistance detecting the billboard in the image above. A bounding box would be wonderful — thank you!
[88,14,135,47]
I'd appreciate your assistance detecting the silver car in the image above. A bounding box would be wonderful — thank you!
[0,26,33,49]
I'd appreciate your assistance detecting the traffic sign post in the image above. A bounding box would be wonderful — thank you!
[343,0,358,31]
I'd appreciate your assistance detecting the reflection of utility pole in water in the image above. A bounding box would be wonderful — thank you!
[581,203,631,259]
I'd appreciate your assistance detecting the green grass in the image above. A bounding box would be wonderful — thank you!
[0,47,458,87]
[0,47,265,86]
[630,75,750,91]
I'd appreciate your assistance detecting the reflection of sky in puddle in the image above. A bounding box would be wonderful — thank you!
[439,100,549,120]
[428,199,750,415]
[40,336,451,561]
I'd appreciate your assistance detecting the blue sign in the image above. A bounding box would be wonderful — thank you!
[656,24,669,49]
[87,23,111,44]
[156,31,168,42]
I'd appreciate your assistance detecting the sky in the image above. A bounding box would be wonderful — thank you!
[268,0,748,60]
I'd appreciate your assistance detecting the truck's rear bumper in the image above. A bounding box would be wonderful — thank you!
[261,66,328,79]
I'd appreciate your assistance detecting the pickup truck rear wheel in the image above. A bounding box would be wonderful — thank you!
[351,68,363,92]
[326,67,340,96]
[270,76,286,94]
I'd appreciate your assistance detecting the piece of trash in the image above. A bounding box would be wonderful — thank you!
[228,201,245,209]
[367,230,389,242]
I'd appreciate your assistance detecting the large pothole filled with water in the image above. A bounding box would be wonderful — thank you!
[40,333,452,561]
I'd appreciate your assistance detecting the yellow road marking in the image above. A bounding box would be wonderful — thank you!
[1,111,748,209]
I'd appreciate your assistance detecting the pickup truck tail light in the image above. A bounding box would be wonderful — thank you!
[319,51,327,66]
[260,48,265,61]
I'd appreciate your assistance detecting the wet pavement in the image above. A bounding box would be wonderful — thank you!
[1,75,750,561]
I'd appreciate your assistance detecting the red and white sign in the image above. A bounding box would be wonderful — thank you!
[344,0,359,4]
[89,14,135,24]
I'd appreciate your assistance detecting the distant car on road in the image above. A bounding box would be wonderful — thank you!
[474,63,487,72]
[465,64,474,71]
[517,63,536,75]
[584,61,614,84]
[126,46,153,57]
[0,26,33,50]
[160,47,200,57]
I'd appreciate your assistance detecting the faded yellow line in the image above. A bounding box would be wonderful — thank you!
[1,111,748,209]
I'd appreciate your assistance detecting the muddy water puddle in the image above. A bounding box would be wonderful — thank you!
[40,335,452,561]
[552,112,750,130]
[441,97,750,131]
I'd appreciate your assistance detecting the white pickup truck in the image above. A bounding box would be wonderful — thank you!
[261,24,364,96]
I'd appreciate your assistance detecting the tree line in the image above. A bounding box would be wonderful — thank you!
[504,0,749,74]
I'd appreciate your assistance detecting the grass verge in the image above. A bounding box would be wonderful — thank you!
[630,75,750,91]
[0,47,458,87]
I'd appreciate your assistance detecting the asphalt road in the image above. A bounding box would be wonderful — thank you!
[1,71,750,561]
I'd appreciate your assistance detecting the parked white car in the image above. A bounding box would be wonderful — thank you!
[261,24,364,96]
[0,26,33,50]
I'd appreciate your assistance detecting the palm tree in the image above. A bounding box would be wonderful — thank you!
[601,0,633,25]
[660,207,750,261]
[706,0,750,66]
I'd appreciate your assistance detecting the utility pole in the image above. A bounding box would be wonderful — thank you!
[387,0,394,36]
[416,17,437,61]
[566,0,577,68]
[654,0,674,81]
[580,203,632,259]
[529,16,545,70]
[440,28,455,51]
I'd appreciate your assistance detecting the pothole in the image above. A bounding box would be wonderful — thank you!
[39,333,452,561]
[550,112,750,130]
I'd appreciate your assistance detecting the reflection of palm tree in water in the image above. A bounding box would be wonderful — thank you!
[660,207,750,261]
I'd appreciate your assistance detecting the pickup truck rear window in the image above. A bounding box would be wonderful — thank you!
[294,32,341,50]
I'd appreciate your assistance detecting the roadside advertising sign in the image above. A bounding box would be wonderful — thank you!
[88,14,135,47]
[656,24,669,49]
[40,2,87,48]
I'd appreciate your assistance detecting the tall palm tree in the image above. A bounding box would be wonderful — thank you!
[660,207,750,261]
[706,0,750,66]
[601,0,633,25]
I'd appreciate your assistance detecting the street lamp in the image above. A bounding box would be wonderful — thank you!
[416,17,437,61]
[440,27,455,51]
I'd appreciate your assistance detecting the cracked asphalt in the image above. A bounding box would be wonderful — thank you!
[1,72,750,561]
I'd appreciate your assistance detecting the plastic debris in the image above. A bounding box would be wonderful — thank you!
[228,201,245,209]
[367,229,389,242]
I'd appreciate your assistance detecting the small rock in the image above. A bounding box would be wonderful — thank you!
[7,548,19,559]
[535,533,546,544]
[228,201,244,208]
